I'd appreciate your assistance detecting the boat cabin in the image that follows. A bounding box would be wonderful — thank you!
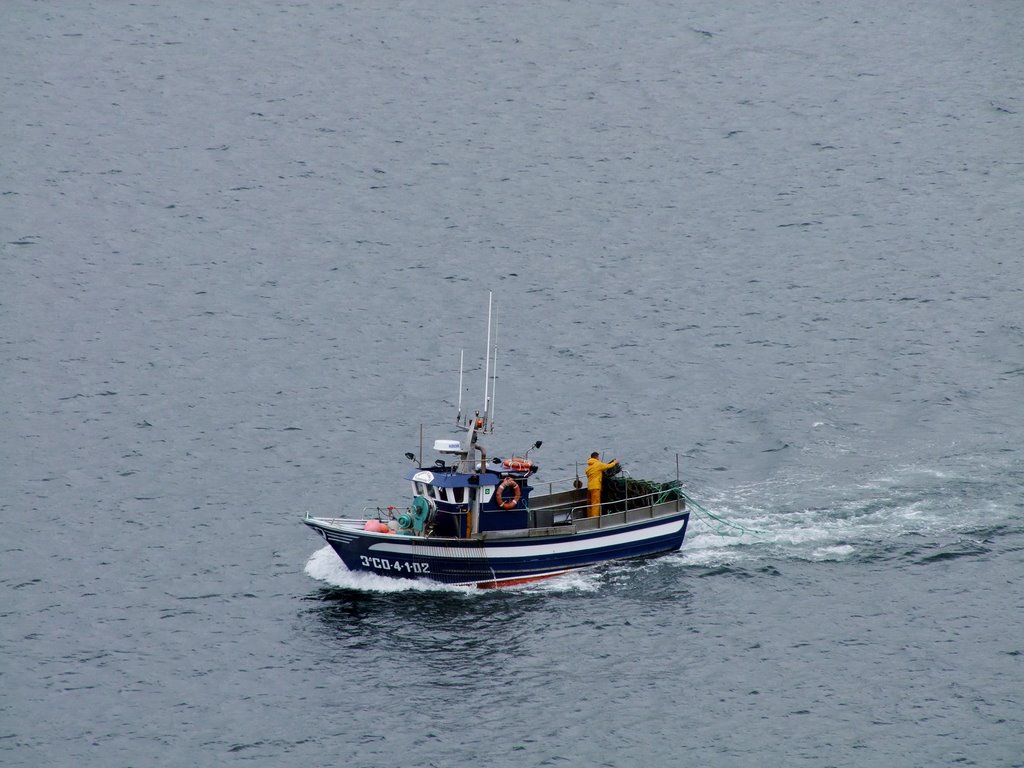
[404,461,535,537]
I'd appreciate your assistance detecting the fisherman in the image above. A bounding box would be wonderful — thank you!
[585,452,619,517]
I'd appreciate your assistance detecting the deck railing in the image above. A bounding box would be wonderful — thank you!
[529,473,586,497]
[528,472,684,530]
[567,490,675,529]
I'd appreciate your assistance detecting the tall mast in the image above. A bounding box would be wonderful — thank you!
[457,349,464,424]
[489,302,498,433]
[482,291,493,427]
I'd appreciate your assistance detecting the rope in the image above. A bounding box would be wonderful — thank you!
[679,490,768,539]
[607,476,764,538]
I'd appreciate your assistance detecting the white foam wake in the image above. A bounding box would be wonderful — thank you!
[304,545,477,593]
[303,545,603,594]
[678,461,1013,567]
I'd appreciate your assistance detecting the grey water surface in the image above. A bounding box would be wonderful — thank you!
[2,2,1023,766]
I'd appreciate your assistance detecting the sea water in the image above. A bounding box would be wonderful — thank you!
[2,2,1022,766]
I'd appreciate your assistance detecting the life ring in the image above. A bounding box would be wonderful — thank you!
[502,458,533,472]
[495,477,521,510]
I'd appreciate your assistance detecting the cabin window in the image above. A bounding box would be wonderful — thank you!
[452,487,466,504]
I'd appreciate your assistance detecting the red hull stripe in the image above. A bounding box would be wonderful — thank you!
[475,570,570,589]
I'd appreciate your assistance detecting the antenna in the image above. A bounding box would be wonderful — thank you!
[482,291,493,426]
[457,349,464,424]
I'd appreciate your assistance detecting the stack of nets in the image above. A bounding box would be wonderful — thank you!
[601,476,684,514]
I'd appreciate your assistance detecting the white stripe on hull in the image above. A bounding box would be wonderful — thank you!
[361,517,685,560]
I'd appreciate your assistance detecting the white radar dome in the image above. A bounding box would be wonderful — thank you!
[433,439,463,453]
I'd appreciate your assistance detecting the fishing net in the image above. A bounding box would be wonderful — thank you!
[601,475,684,513]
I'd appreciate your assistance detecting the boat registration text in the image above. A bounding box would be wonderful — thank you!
[359,555,430,574]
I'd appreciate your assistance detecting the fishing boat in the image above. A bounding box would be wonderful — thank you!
[302,298,691,588]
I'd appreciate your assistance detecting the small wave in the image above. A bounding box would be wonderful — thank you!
[526,568,602,593]
[693,564,755,579]
[907,539,991,565]
[810,544,857,561]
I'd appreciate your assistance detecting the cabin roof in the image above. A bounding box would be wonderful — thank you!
[405,468,501,488]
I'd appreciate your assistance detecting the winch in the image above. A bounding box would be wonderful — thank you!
[397,495,435,535]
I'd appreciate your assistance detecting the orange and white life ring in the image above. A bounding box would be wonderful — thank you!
[495,477,522,510]
[502,458,533,472]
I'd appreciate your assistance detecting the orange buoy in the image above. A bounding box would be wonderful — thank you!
[495,477,521,510]
[502,458,533,472]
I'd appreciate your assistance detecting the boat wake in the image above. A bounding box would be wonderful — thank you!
[677,461,1017,568]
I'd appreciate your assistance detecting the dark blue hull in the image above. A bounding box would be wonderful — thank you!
[304,511,690,586]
